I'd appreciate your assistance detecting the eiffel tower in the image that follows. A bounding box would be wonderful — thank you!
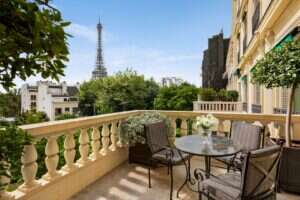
[91,19,107,79]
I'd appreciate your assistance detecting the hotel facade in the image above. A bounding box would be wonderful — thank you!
[225,0,300,114]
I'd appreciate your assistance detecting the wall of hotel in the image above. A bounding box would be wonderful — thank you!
[227,0,300,114]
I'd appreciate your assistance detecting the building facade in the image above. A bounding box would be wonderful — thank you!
[91,20,107,80]
[21,81,79,120]
[202,32,230,89]
[161,77,183,87]
[225,0,300,114]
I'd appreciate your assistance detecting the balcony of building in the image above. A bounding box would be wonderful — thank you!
[1,110,300,200]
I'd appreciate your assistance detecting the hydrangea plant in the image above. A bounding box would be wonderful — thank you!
[119,112,172,146]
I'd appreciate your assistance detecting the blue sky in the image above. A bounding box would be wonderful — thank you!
[18,0,232,87]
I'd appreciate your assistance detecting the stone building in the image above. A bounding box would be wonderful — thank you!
[21,81,79,120]
[91,19,107,79]
[202,31,229,89]
[225,0,300,114]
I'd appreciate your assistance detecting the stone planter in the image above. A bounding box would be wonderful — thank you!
[279,146,300,194]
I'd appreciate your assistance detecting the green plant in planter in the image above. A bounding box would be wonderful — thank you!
[251,40,300,147]
[119,112,172,146]
[0,125,32,191]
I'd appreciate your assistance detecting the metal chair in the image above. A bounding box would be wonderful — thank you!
[200,145,282,200]
[215,121,264,171]
[144,121,190,200]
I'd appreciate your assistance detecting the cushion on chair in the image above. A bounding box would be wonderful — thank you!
[201,173,241,200]
[152,149,190,165]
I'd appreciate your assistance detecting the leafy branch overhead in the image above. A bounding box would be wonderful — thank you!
[0,0,70,90]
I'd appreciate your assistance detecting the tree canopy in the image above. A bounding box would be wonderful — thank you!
[79,70,159,115]
[251,41,300,88]
[0,90,20,117]
[154,83,199,110]
[0,0,70,90]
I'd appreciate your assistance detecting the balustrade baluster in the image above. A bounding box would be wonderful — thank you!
[181,118,188,136]
[117,120,123,147]
[18,144,39,192]
[43,136,59,180]
[78,128,90,165]
[100,123,110,155]
[109,122,117,151]
[63,132,76,172]
[91,126,101,160]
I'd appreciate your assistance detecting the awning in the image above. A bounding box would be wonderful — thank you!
[240,75,247,81]
[274,26,299,49]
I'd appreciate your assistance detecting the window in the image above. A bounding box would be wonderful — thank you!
[72,107,78,114]
[65,107,70,112]
[55,108,62,115]
[254,84,261,104]
[237,33,241,63]
[242,12,248,54]
[30,102,36,109]
[281,87,288,109]
[30,95,36,101]
[252,0,260,34]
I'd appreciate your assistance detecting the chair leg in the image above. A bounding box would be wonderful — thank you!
[170,164,173,200]
[227,165,230,172]
[148,167,151,188]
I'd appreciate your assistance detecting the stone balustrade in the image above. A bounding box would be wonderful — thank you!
[193,101,243,112]
[2,110,300,200]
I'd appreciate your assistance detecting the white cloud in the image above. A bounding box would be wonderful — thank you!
[66,23,114,44]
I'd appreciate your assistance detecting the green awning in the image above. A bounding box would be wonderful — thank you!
[240,75,247,81]
[274,34,294,49]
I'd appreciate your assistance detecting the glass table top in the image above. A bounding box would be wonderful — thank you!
[175,135,242,157]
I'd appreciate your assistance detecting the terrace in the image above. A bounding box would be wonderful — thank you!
[1,110,300,200]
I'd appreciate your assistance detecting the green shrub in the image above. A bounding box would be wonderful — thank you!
[199,88,217,101]
[226,90,239,101]
[0,125,32,191]
[119,112,172,146]
[55,113,77,121]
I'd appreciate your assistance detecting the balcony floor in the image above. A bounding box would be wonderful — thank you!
[70,157,300,200]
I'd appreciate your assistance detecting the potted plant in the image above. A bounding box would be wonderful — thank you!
[119,112,172,166]
[251,40,300,193]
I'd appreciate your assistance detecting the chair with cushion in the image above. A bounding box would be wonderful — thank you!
[200,145,282,200]
[215,121,264,171]
[144,121,190,200]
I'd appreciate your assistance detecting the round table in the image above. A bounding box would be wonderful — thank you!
[175,134,242,198]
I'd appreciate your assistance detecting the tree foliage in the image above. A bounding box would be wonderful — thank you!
[154,83,199,110]
[79,70,159,115]
[251,40,300,146]
[0,90,20,117]
[0,125,32,190]
[251,41,300,88]
[0,0,70,90]
[16,111,49,125]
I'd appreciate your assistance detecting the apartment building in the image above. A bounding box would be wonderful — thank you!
[202,31,229,89]
[21,81,79,120]
[225,0,300,114]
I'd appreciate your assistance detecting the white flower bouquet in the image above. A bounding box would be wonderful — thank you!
[196,114,219,136]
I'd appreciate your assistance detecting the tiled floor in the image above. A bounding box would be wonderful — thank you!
[70,157,300,200]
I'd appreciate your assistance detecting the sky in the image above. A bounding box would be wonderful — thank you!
[16,0,232,88]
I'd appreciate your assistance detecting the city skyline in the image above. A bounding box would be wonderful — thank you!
[13,0,232,88]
